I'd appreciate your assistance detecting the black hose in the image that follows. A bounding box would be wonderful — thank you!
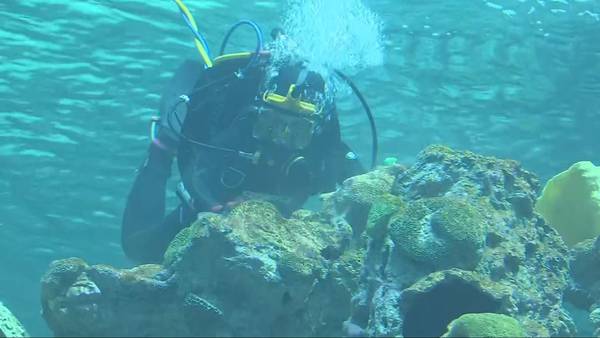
[166,108,240,156]
[165,92,241,156]
[334,70,378,169]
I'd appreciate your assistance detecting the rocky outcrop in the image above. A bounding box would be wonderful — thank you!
[42,201,354,336]
[566,238,600,336]
[0,302,28,337]
[41,145,577,337]
[326,145,573,337]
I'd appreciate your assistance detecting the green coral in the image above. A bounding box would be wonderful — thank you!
[228,201,336,279]
[121,264,164,285]
[41,258,89,301]
[338,248,365,278]
[279,251,321,277]
[227,201,291,249]
[442,313,526,337]
[389,197,487,269]
[164,200,344,280]
[366,193,404,239]
[163,215,218,266]
[337,167,398,206]
[335,248,366,291]
[389,200,431,260]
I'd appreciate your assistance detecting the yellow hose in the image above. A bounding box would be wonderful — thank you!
[173,0,214,68]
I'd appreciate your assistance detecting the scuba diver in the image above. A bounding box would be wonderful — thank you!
[121,0,378,263]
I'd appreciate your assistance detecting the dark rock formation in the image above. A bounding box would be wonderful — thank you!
[566,238,600,336]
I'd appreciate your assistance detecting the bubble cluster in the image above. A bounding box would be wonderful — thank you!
[269,0,384,98]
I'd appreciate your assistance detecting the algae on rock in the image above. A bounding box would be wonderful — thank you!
[335,145,573,337]
[366,193,404,240]
[42,200,355,337]
[388,196,487,270]
[39,145,577,337]
[442,312,526,337]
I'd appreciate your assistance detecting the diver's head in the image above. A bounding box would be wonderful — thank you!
[252,60,336,150]
[263,60,330,110]
[177,53,337,169]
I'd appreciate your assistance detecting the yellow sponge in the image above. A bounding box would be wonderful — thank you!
[535,161,600,247]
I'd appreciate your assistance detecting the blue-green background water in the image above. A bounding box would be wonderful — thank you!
[1,0,599,335]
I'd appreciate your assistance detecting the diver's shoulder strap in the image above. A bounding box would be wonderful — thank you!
[159,59,205,115]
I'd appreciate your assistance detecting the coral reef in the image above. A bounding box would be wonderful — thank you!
[535,161,600,247]
[441,312,526,337]
[41,258,182,336]
[40,145,578,337]
[330,145,573,337]
[42,201,353,336]
[388,197,487,270]
[0,302,28,337]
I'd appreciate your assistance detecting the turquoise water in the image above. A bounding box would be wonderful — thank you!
[1,0,599,335]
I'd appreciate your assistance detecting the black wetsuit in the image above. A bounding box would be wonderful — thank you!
[122,145,191,263]
[121,59,364,263]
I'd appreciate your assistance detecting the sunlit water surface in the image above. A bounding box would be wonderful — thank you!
[1,0,599,335]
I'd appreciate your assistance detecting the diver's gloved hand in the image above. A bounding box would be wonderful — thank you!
[208,197,245,214]
[150,95,190,155]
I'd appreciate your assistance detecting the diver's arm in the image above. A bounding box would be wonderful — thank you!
[121,144,194,263]
[120,60,206,263]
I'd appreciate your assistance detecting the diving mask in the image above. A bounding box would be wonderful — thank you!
[252,104,322,150]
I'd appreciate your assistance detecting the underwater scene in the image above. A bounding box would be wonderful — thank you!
[1,0,600,336]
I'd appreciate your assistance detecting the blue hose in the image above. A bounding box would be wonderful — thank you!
[180,12,212,59]
[219,20,264,68]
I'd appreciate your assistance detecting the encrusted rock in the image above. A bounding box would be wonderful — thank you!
[370,269,517,337]
[570,238,600,294]
[442,312,526,337]
[42,201,355,336]
[366,193,404,240]
[40,145,577,337]
[163,200,354,336]
[566,237,600,335]
[0,302,28,337]
[321,164,405,235]
[388,196,487,270]
[41,259,181,336]
[338,145,573,337]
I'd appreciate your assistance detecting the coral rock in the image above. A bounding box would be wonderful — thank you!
[0,302,28,337]
[442,312,526,337]
[40,146,577,337]
[388,197,487,270]
[346,146,573,337]
[42,201,356,336]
